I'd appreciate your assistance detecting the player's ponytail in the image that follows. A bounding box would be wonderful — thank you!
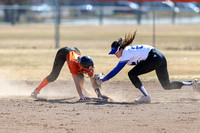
[120,30,137,49]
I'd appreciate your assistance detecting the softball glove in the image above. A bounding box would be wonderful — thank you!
[94,73,104,88]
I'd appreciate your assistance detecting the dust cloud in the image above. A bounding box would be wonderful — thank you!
[0,76,132,101]
[0,79,32,97]
[0,79,80,98]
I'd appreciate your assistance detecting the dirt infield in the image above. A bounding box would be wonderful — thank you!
[0,24,200,133]
[0,80,199,133]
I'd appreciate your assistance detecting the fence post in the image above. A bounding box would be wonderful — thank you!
[152,3,156,48]
[55,0,60,49]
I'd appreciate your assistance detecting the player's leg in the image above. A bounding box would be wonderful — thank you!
[128,70,151,103]
[128,48,167,103]
[156,66,185,90]
[155,49,192,89]
[46,48,67,82]
[128,71,148,96]
[156,65,193,90]
[31,47,68,97]
[128,49,161,96]
[128,60,157,103]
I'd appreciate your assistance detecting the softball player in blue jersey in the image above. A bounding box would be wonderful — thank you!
[101,31,200,103]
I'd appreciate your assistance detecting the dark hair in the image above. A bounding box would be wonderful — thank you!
[120,30,137,49]
[111,40,120,48]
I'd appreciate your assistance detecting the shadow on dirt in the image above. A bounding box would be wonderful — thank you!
[33,97,142,105]
[34,97,78,104]
[179,98,199,102]
[33,97,200,106]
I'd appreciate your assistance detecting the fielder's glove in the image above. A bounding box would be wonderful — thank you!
[94,73,104,88]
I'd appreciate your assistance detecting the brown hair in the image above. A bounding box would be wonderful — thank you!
[120,30,137,49]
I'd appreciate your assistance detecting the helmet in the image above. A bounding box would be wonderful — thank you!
[79,56,94,69]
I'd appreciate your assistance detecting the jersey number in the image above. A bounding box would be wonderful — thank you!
[131,45,143,49]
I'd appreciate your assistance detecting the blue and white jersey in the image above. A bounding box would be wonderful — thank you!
[102,45,153,82]
[120,45,153,65]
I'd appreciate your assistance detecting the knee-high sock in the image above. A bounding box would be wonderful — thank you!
[182,81,192,86]
[36,77,49,91]
[137,86,149,96]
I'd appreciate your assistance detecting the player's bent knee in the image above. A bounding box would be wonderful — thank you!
[128,72,137,80]
[128,71,134,78]
[46,75,58,82]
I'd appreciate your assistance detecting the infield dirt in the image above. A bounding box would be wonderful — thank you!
[0,80,200,133]
[0,24,200,133]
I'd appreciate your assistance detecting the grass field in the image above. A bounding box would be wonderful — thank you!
[0,24,200,81]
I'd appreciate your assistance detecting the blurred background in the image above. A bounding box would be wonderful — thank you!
[0,0,199,25]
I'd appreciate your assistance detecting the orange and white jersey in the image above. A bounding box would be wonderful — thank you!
[66,51,82,75]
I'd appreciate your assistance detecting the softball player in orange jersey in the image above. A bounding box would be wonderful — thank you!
[31,47,108,101]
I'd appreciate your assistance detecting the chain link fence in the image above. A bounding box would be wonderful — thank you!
[0,1,200,25]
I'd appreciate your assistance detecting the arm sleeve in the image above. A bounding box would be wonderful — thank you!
[102,61,127,82]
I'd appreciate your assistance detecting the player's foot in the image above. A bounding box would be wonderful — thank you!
[99,95,109,99]
[192,79,200,93]
[134,95,151,104]
[31,89,40,98]
[79,96,90,101]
